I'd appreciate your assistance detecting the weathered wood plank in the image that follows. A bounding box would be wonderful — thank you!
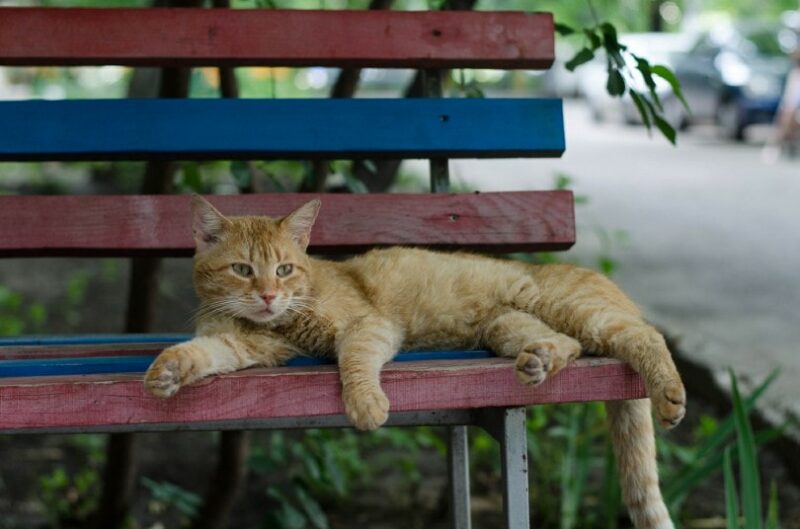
[0,192,576,257]
[0,358,645,433]
[0,8,554,69]
[0,99,564,161]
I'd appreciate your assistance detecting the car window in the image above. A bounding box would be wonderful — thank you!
[690,35,719,57]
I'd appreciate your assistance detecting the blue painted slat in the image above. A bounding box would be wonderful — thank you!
[0,334,189,347]
[0,350,495,378]
[0,98,564,160]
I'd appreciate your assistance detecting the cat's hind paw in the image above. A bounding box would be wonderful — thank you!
[515,346,553,386]
[652,379,686,429]
[515,336,581,386]
[343,385,390,431]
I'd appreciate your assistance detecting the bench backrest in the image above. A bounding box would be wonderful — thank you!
[0,7,571,257]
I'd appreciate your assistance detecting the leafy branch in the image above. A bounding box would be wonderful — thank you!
[556,21,690,145]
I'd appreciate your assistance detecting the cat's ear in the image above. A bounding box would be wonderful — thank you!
[191,195,230,253]
[281,199,320,251]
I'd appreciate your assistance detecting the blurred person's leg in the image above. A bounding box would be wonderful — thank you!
[763,64,800,163]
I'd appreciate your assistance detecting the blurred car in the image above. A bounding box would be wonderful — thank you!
[539,41,582,97]
[576,32,693,124]
[672,24,792,140]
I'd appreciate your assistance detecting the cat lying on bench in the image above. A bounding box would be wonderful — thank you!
[145,195,685,529]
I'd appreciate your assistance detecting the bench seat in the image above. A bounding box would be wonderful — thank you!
[0,341,643,434]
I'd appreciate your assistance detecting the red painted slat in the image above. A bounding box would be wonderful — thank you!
[0,8,554,69]
[0,192,575,257]
[0,359,645,432]
[0,344,165,361]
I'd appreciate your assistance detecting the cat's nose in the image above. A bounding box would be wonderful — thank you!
[260,293,276,305]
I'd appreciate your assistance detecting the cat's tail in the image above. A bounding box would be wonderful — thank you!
[606,398,674,529]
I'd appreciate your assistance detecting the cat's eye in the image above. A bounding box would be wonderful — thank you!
[231,263,254,277]
[276,264,293,278]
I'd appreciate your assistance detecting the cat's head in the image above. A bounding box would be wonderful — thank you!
[190,195,320,325]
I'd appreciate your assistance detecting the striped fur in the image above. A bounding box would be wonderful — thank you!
[145,197,685,528]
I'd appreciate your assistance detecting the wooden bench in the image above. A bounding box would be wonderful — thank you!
[0,7,646,529]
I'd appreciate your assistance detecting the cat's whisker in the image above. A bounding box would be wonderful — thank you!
[286,302,331,325]
[191,298,252,324]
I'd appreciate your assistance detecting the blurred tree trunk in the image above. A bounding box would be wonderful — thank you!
[649,0,665,31]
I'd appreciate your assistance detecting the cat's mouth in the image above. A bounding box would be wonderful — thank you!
[244,300,285,324]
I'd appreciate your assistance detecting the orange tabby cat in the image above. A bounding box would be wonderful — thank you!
[145,196,685,529]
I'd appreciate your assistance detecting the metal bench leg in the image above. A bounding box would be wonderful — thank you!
[448,425,471,529]
[477,407,530,529]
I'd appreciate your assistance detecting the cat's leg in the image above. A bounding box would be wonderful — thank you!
[144,333,295,398]
[482,310,582,386]
[585,314,686,429]
[529,264,686,428]
[336,317,404,431]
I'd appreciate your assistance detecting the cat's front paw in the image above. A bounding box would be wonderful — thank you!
[652,379,686,429]
[342,385,390,431]
[144,347,188,398]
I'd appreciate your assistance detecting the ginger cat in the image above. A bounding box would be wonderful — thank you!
[145,195,686,529]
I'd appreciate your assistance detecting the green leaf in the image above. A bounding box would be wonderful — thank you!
[600,23,626,68]
[606,68,625,97]
[295,486,329,529]
[666,426,784,511]
[27,303,47,329]
[554,22,575,36]
[602,440,621,529]
[598,256,617,276]
[766,480,779,529]
[0,287,21,310]
[731,370,762,529]
[633,57,656,92]
[599,22,619,43]
[230,160,252,190]
[565,48,595,72]
[141,477,201,517]
[463,83,485,98]
[651,64,691,113]
[343,172,368,193]
[361,160,378,175]
[653,114,676,145]
[583,28,602,50]
[265,487,307,529]
[628,89,652,130]
[554,173,573,190]
[633,56,662,111]
[180,162,203,192]
[301,452,322,482]
[696,371,779,462]
[723,447,740,529]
